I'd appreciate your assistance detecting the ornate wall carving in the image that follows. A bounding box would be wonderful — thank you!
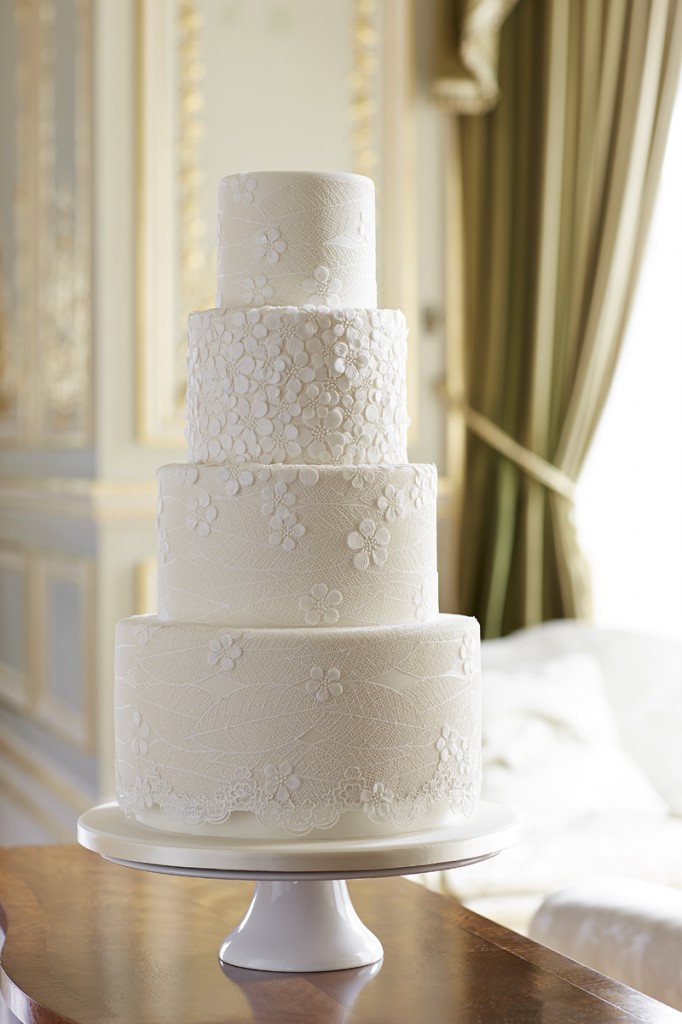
[0,0,93,448]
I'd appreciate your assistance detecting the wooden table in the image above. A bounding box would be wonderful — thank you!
[0,845,679,1023]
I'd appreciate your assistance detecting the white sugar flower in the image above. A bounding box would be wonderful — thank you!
[186,491,218,536]
[413,584,429,622]
[297,466,319,486]
[232,308,268,351]
[436,727,471,775]
[230,172,257,204]
[256,226,287,263]
[347,519,390,569]
[301,382,334,422]
[260,420,304,463]
[263,762,300,803]
[130,710,151,756]
[341,466,375,490]
[224,338,256,395]
[305,410,347,463]
[269,511,305,552]
[158,527,170,563]
[217,465,255,496]
[436,725,457,763]
[299,583,342,625]
[323,308,363,345]
[336,767,365,809]
[240,274,273,306]
[266,310,318,354]
[357,209,371,243]
[330,338,370,381]
[268,383,303,425]
[191,312,215,353]
[175,464,199,487]
[302,265,343,308]
[226,395,274,458]
[377,484,405,522]
[207,633,243,672]
[460,633,476,676]
[360,781,394,820]
[306,666,343,702]
[253,339,287,385]
[261,479,296,522]
[132,775,154,812]
[410,465,437,509]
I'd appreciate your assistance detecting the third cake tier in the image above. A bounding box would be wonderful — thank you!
[157,461,438,627]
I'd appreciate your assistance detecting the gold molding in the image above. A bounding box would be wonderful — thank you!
[376,0,418,443]
[136,0,187,446]
[349,0,379,180]
[176,0,214,389]
[0,0,93,449]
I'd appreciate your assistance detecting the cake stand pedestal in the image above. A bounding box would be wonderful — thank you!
[78,800,517,973]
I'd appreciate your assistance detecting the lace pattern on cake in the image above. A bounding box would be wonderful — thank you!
[156,462,439,627]
[217,172,377,309]
[186,306,409,466]
[115,616,482,835]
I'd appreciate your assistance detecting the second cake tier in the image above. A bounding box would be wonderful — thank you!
[186,305,408,465]
[157,462,439,627]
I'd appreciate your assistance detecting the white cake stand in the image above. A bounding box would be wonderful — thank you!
[78,800,517,973]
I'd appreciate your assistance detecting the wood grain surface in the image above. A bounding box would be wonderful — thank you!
[0,845,679,1023]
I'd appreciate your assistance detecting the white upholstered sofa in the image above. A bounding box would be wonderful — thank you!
[419,619,682,935]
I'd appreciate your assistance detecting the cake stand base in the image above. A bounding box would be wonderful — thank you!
[220,878,383,971]
[78,800,517,973]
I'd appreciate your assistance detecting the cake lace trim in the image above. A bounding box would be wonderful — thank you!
[116,753,481,836]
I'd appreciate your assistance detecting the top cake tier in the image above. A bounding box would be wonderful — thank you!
[217,171,377,309]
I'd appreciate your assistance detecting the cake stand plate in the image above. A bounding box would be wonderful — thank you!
[78,801,517,973]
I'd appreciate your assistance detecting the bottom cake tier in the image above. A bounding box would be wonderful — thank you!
[114,614,481,839]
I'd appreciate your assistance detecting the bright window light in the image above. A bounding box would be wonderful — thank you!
[575,86,682,642]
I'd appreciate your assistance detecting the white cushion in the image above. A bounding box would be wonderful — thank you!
[529,876,682,1011]
[430,815,682,900]
[482,619,682,814]
[481,653,667,831]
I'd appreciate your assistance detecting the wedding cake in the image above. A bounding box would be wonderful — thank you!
[115,171,481,839]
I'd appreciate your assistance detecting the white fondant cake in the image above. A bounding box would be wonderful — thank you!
[216,170,376,309]
[186,305,408,465]
[115,170,482,839]
[157,462,438,627]
[115,616,480,838]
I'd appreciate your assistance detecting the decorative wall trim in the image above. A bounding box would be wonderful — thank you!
[0,477,156,520]
[32,552,96,752]
[0,0,93,448]
[375,0,418,442]
[135,557,157,616]
[0,771,75,843]
[0,547,29,710]
[136,0,184,446]
[0,724,91,815]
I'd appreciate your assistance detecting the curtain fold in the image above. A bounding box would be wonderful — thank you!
[439,0,682,637]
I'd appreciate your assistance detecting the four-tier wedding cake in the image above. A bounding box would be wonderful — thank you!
[114,171,482,840]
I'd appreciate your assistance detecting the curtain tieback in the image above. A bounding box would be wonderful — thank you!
[445,391,576,502]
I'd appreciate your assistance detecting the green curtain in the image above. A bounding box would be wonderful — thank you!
[437,0,682,638]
